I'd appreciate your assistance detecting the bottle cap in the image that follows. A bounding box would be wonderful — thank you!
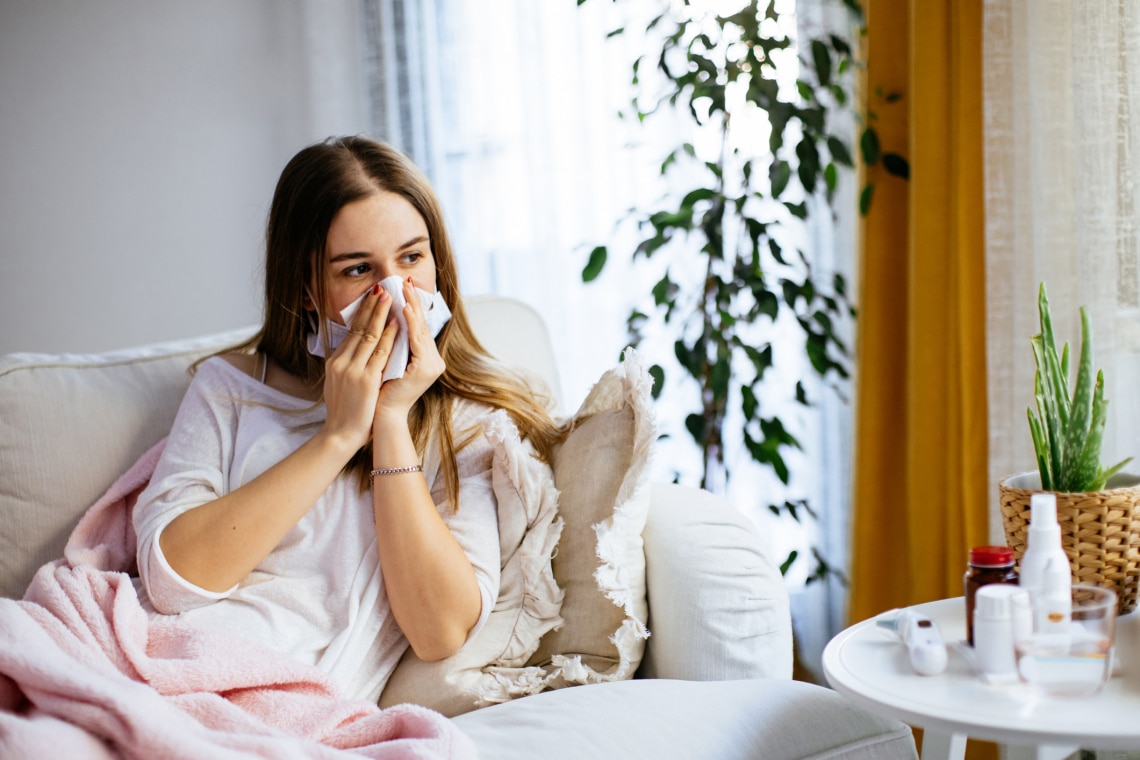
[975,584,1024,619]
[969,546,1014,566]
[1029,493,1060,535]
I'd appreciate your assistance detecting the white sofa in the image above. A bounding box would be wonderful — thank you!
[0,295,916,759]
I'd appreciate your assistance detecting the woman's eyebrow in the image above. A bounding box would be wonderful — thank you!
[329,251,370,263]
[398,235,429,250]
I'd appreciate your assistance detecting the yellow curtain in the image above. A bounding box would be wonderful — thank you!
[849,3,990,756]
[848,0,989,622]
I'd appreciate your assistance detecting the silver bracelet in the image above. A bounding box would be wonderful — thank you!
[369,465,423,482]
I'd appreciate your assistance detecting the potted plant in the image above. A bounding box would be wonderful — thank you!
[999,282,1139,612]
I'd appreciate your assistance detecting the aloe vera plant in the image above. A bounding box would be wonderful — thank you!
[1028,282,1132,492]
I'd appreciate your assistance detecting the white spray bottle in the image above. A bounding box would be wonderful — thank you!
[1018,493,1072,633]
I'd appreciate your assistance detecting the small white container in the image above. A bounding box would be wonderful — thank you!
[974,585,1031,683]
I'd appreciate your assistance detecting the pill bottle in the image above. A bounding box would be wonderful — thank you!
[974,584,1030,683]
[964,545,1018,646]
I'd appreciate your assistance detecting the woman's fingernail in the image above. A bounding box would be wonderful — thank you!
[371,283,381,295]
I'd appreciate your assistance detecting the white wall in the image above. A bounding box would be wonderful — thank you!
[0,0,369,356]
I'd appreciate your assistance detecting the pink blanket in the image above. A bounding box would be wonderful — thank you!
[0,440,477,759]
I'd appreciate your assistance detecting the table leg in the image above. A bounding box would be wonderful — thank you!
[1002,744,1079,760]
[921,730,967,760]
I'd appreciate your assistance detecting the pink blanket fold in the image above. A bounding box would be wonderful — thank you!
[0,439,477,759]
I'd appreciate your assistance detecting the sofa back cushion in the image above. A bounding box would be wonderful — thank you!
[0,297,562,600]
[0,329,254,599]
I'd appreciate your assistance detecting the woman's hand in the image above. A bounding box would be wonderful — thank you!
[374,277,446,424]
[321,283,399,450]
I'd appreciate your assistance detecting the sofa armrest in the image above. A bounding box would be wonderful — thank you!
[637,483,793,681]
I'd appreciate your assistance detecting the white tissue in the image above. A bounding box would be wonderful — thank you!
[306,276,451,381]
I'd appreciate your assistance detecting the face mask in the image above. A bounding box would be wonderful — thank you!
[306,276,452,383]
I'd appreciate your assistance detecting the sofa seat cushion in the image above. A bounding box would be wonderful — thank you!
[452,678,917,760]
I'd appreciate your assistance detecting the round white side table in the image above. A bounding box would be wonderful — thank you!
[822,597,1140,760]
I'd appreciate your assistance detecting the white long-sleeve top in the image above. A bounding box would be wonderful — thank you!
[133,357,500,703]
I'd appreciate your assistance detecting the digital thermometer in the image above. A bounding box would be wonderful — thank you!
[875,608,948,676]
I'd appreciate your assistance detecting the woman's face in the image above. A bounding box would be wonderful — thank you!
[316,190,437,323]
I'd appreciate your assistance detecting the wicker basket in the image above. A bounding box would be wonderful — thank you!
[999,471,1140,614]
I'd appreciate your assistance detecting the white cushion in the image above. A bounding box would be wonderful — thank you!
[452,678,917,760]
[637,483,794,680]
[0,328,254,599]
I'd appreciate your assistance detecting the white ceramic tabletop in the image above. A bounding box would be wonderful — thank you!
[822,597,1140,759]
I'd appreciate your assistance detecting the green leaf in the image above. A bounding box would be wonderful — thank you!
[860,127,880,165]
[1028,407,1053,491]
[771,160,792,198]
[795,381,809,405]
[859,184,874,215]
[811,40,832,88]
[741,384,758,420]
[1063,307,1096,483]
[1029,343,1063,487]
[685,413,706,444]
[796,137,820,193]
[827,136,854,167]
[606,26,624,38]
[648,364,665,400]
[1073,372,1107,490]
[768,239,788,266]
[783,500,802,522]
[805,332,831,375]
[582,246,607,282]
[1099,456,1134,490]
[824,163,838,193]
[784,201,808,219]
[755,288,779,320]
[882,152,909,179]
[779,549,799,576]
[743,343,773,379]
[652,273,674,305]
[681,187,717,207]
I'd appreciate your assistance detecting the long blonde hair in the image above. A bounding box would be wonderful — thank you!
[227,136,563,507]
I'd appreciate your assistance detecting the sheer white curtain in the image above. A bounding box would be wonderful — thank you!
[362,0,657,411]
[984,0,1140,542]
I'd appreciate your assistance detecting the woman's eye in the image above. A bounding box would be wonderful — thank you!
[343,264,370,277]
[403,252,423,264]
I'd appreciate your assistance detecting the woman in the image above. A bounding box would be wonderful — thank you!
[133,136,562,704]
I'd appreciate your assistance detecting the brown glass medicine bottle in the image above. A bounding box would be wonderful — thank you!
[964,545,1018,646]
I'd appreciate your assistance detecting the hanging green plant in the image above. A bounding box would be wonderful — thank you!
[577,0,876,584]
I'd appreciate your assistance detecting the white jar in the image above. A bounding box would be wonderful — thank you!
[974,585,1031,683]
